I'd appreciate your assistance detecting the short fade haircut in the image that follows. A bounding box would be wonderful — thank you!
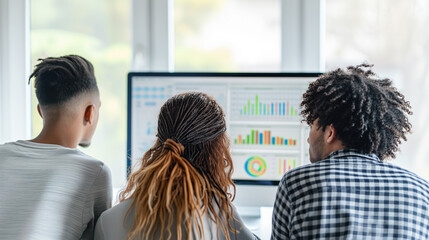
[28,55,98,106]
[300,63,412,160]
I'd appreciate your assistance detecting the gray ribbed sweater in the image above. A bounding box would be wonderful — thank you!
[0,140,112,240]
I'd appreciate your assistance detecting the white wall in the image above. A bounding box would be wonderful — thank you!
[0,0,31,143]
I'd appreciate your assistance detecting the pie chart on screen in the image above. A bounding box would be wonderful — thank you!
[245,156,267,177]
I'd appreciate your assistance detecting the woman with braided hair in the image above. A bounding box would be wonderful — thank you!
[95,92,257,240]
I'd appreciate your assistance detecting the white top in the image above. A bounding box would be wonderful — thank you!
[0,140,112,240]
[95,199,258,240]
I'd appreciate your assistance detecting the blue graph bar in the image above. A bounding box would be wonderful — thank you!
[283,102,285,115]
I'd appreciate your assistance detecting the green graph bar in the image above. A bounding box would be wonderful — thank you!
[244,106,246,115]
[293,159,296,168]
[248,100,250,116]
[251,130,254,144]
[255,95,259,116]
[291,106,294,116]
[246,135,250,144]
[234,139,238,144]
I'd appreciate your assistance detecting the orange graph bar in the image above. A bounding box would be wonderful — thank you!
[268,131,271,144]
[263,131,267,145]
[255,130,259,144]
[276,137,279,145]
[238,135,242,144]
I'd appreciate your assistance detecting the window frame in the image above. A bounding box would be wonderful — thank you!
[0,0,31,143]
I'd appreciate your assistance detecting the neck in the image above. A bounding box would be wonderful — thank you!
[323,140,346,159]
[30,121,81,148]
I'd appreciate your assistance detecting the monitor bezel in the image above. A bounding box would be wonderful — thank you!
[127,72,322,186]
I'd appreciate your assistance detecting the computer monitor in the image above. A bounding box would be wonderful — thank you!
[127,72,320,207]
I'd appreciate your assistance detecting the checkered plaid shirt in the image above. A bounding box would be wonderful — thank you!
[271,149,429,240]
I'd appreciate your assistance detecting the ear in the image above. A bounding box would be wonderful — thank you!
[84,104,95,124]
[37,104,43,118]
[325,124,337,143]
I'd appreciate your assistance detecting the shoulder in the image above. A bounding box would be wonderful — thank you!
[73,149,106,168]
[57,148,112,181]
[99,199,133,223]
[95,200,133,239]
[279,162,320,186]
[0,140,110,177]
[0,141,23,152]
[1,140,107,168]
[383,162,429,193]
[277,159,343,199]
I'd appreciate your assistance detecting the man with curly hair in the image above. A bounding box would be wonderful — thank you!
[271,64,429,239]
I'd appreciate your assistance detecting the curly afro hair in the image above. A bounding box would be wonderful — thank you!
[300,63,412,160]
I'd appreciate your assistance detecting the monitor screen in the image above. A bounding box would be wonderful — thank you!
[127,72,320,185]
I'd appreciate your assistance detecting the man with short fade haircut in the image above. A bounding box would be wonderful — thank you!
[0,55,112,240]
[271,64,429,239]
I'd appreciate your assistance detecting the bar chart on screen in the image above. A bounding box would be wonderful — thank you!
[278,158,298,176]
[230,87,303,121]
[230,124,300,150]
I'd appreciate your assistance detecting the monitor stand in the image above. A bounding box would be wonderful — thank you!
[232,185,277,208]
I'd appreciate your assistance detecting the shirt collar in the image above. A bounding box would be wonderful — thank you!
[326,149,380,162]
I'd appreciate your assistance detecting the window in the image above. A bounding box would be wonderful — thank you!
[30,0,131,188]
[174,0,281,71]
[326,0,429,180]
[29,0,323,191]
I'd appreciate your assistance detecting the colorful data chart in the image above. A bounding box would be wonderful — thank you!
[230,87,304,121]
[239,94,299,117]
[245,156,267,177]
[234,129,297,146]
[278,158,297,175]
